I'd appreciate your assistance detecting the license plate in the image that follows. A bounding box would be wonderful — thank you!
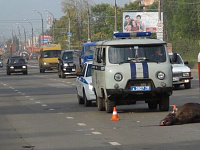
[173,77,179,81]
[131,86,151,91]
[15,69,22,71]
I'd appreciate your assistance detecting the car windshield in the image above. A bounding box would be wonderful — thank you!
[43,50,61,58]
[10,58,25,64]
[62,51,73,61]
[86,64,92,77]
[108,45,166,64]
[169,55,183,64]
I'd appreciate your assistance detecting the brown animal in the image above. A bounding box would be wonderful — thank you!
[160,103,200,126]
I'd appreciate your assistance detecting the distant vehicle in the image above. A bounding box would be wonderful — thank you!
[6,56,28,75]
[39,44,62,73]
[58,50,76,78]
[169,53,193,89]
[76,61,96,107]
[30,52,39,60]
[0,55,3,67]
[81,42,96,66]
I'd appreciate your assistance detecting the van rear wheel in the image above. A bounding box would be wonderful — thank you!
[159,94,169,111]
[148,102,157,110]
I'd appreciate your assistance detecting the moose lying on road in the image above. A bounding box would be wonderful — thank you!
[160,103,200,126]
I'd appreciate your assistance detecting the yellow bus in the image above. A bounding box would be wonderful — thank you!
[39,44,61,73]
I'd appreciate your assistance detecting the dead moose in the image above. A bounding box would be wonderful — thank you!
[160,103,200,126]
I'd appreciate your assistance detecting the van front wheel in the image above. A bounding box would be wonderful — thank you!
[105,98,115,113]
[159,94,169,111]
[97,96,105,111]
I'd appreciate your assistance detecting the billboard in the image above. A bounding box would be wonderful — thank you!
[123,12,163,33]
[40,35,52,45]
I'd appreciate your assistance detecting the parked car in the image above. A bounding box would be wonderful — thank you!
[169,53,193,89]
[76,61,96,107]
[6,56,28,75]
[58,50,76,78]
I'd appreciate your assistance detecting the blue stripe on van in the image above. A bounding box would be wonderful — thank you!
[142,62,149,78]
[130,62,136,79]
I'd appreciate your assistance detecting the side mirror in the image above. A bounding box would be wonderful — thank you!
[171,53,177,62]
[184,61,189,65]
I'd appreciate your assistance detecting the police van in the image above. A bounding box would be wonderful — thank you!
[92,32,177,113]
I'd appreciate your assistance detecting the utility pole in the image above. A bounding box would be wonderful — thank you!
[68,18,71,49]
[158,0,161,21]
[114,0,117,31]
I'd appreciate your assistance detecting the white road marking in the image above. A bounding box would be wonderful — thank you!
[15,90,18,92]
[77,123,86,126]
[109,142,121,146]
[57,113,64,115]
[49,109,55,111]
[30,98,35,101]
[18,92,21,94]
[42,104,47,107]
[92,132,102,135]
[25,96,30,98]
[66,117,74,119]
[35,101,41,104]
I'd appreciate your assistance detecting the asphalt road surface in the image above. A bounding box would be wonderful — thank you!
[0,59,199,150]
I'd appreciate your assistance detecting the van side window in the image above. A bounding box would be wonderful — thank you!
[102,48,106,64]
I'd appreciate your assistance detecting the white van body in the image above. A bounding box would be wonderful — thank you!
[92,38,173,113]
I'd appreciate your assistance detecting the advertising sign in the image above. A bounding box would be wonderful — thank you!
[40,35,52,45]
[123,12,163,39]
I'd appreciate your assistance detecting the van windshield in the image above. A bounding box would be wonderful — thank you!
[42,50,61,58]
[108,45,166,64]
[85,46,95,55]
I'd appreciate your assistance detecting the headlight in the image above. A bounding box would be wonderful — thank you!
[114,73,123,81]
[88,84,93,90]
[44,62,47,65]
[63,63,68,67]
[157,71,165,80]
[183,72,190,77]
[10,66,14,69]
[22,66,26,68]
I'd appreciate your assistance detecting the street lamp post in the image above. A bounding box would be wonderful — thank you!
[25,19,34,47]
[7,27,16,56]
[44,9,55,43]
[33,9,44,45]
[18,24,26,50]
[15,24,22,51]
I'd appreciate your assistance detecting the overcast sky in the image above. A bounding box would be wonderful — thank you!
[0,0,130,40]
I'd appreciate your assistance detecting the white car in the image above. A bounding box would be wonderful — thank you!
[169,53,193,89]
[76,61,96,106]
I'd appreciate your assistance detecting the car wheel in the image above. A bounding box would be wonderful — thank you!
[174,85,180,88]
[77,94,84,104]
[184,82,191,89]
[148,102,158,110]
[7,70,10,75]
[83,90,91,107]
[58,68,61,78]
[105,98,115,113]
[61,70,66,78]
[159,94,169,111]
[97,96,105,111]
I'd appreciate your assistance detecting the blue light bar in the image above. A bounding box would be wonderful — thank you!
[114,32,152,38]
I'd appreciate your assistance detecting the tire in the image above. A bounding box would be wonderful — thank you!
[77,94,84,104]
[159,94,169,111]
[105,98,115,113]
[61,70,66,78]
[23,71,28,75]
[58,68,61,78]
[148,102,158,110]
[184,82,191,89]
[83,90,91,107]
[7,71,10,75]
[40,67,45,73]
[97,96,105,111]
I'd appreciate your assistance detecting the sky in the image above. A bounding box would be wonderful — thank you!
[0,0,130,41]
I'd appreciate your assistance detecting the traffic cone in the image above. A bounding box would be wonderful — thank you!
[172,105,178,113]
[110,107,120,121]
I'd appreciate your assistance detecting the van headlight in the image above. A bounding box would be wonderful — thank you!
[157,71,165,80]
[114,73,123,81]
[183,72,190,77]
[44,62,48,65]
[22,66,26,68]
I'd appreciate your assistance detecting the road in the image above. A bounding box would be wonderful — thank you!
[0,59,199,150]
